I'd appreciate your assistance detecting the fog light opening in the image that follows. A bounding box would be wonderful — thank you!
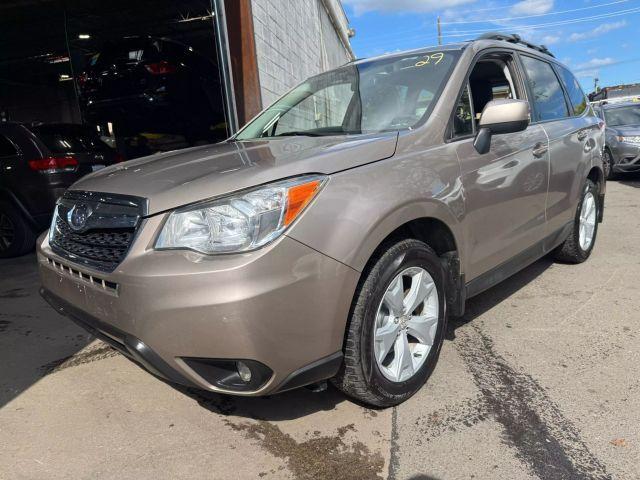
[237,361,252,383]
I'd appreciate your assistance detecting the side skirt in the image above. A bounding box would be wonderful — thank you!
[465,222,572,300]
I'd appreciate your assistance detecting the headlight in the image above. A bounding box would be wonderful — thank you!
[155,175,327,254]
[617,135,640,144]
[48,204,59,243]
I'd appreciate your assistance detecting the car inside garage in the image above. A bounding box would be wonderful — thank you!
[0,0,230,161]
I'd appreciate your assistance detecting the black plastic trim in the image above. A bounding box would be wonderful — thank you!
[466,222,572,299]
[598,193,605,223]
[182,357,272,392]
[273,351,343,394]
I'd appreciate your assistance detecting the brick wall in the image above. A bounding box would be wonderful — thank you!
[250,0,353,108]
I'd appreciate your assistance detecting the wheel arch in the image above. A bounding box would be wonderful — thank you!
[355,209,466,317]
[587,165,604,190]
[0,188,37,230]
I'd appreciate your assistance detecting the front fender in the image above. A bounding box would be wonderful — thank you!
[287,159,465,274]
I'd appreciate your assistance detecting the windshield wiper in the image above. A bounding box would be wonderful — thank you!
[273,131,324,137]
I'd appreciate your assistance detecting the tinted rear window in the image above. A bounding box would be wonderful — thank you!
[91,39,162,68]
[32,125,110,153]
[557,66,587,116]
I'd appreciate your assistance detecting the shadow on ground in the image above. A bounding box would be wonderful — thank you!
[447,256,553,340]
[615,171,640,188]
[0,254,94,408]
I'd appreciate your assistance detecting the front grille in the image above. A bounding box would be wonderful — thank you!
[49,190,147,272]
[52,218,133,270]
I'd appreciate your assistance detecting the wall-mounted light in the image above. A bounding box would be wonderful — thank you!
[59,74,72,82]
[78,34,91,40]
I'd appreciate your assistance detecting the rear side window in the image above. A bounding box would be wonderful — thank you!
[557,66,587,116]
[0,134,17,156]
[521,56,569,122]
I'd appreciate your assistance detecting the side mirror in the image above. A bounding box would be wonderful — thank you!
[473,99,530,154]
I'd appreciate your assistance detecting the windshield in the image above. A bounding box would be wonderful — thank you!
[235,50,460,140]
[604,105,640,126]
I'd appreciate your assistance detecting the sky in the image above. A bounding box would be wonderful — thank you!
[342,0,640,93]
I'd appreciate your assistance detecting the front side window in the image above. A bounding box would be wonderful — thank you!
[236,50,460,140]
[603,105,640,126]
[521,56,569,122]
[451,55,519,139]
[557,66,587,116]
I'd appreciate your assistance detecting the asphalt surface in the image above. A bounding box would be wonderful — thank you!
[1,177,639,480]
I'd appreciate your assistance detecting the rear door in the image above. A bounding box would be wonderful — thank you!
[452,50,550,281]
[519,55,597,236]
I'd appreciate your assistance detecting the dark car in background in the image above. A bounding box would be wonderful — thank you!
[78,36,227,147]
[0,122,118,257]
[595,101,640,178]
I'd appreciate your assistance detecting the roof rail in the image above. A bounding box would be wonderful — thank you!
[476,32,555,58]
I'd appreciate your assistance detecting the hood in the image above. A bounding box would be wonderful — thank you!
[70,132,398,215]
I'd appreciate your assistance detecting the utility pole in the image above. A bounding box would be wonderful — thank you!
[437,16,442,45]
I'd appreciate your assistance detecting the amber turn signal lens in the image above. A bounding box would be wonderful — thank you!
[284,180,322,226]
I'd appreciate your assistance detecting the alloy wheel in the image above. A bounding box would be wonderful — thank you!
[374,267,439,382]
[0,213,15,252]
[579,191,597,251]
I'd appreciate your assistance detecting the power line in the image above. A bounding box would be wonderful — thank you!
[440,0,630,24]
[356,6,639,49]
[441,6,640,37]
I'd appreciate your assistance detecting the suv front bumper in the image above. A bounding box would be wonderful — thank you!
[37,225,359,396]
[611,143,640,172]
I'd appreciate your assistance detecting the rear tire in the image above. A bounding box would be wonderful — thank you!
[553,179,599,264]
[331,239,447,407]
[0,202,35,258]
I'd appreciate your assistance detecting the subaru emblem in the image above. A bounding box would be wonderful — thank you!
[67,204,92,231]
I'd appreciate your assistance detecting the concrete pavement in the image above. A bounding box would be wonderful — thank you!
[1,178,639,479]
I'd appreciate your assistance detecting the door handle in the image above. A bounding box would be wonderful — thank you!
[532,143,548,157]
[577,130,588,141]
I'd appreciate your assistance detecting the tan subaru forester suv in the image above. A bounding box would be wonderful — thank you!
[38,34,605,407]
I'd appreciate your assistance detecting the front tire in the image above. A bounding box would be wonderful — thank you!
[332,239,447,407]
[603,149,616,180]
[553,179,599,264]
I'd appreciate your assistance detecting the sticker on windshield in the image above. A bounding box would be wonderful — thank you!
[415,52,445,67]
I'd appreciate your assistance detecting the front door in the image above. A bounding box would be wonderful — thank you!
[450,52,550,281]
